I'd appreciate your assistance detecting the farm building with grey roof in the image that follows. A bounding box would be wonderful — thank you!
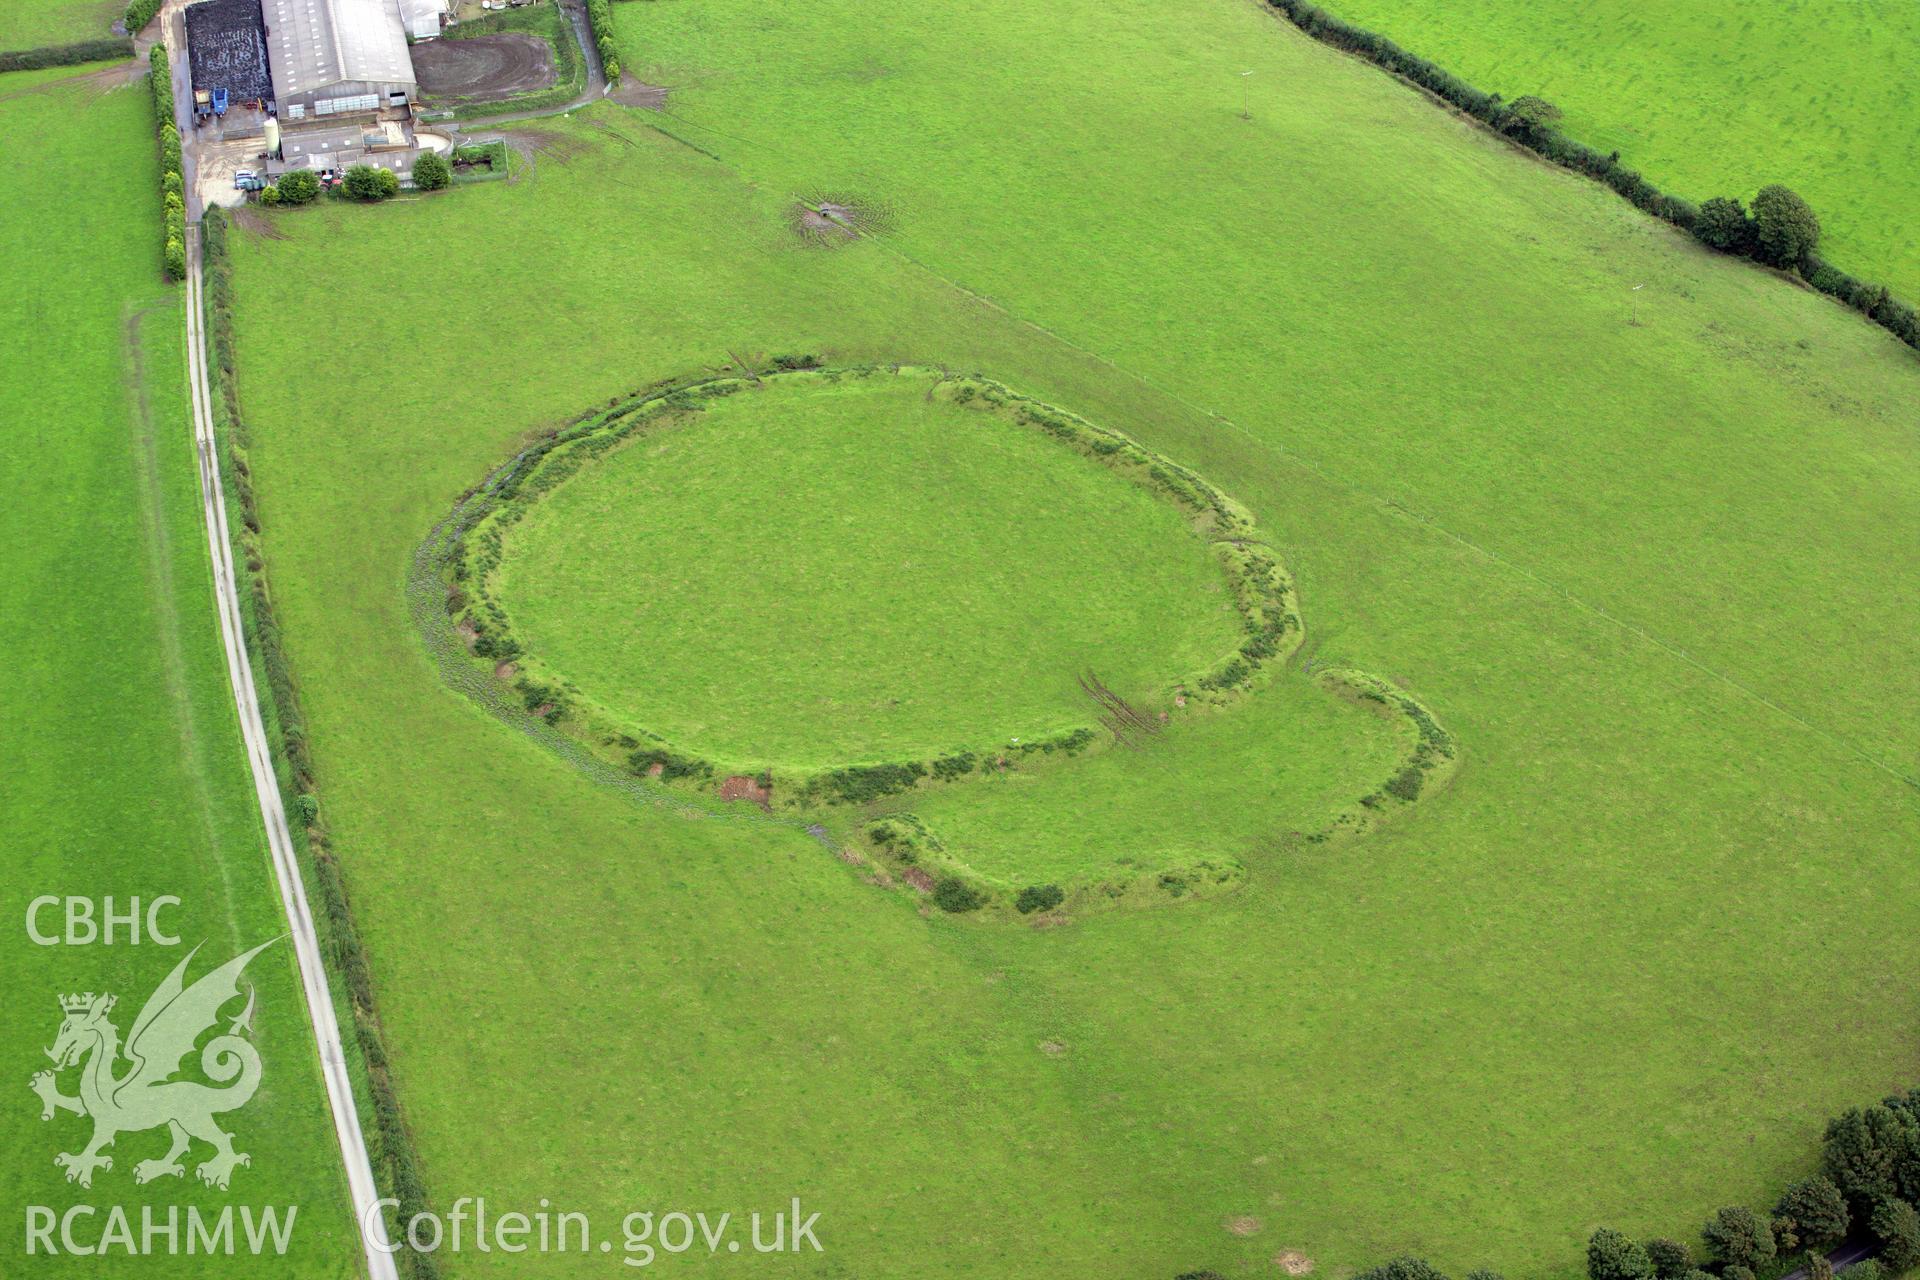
[261,0,419,118]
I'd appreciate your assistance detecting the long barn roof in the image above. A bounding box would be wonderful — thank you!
[263,0,414,98]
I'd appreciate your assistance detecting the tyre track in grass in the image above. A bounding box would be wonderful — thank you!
[123,297,236,945]
[183,228,400,1280]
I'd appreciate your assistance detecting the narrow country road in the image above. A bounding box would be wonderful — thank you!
[1779,1240,1877,1280]
[159,8,396,1271]
[183,231,399,1278]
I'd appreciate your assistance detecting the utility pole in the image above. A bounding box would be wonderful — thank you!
[1630,282,1645,327]
[1240,69,1255,120]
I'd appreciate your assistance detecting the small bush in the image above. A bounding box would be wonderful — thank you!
[1823,1105,1918,1209]
[412,150,452,191]
[1355,1258,1450,1280]
[1694,197,1756,255]
[1752,184,1820,268]
[627,747,711,783]
[1015,884,1064,914]
[931,878,985,913]
[814,761,927,805]
[125,0,163,32]
[1587,1229,1654,1280]
[1501,94,1561,141]
[343,164,400,201]
[277,168,321,204]
[1384,765,1425,802]
[1643,1240,1690,1280]
[1702,1207,1775,1273]
[1872,1198,1920,1274]
[1775,1176,1851,1252]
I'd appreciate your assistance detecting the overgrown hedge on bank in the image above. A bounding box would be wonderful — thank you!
[1264,0,1919,355]
[0,37,131,72]
[1265,1085,1920,1280]
[124,0,162,35]
[200,209,440,1280]
[584,0,619,83]
[147,45,185,281]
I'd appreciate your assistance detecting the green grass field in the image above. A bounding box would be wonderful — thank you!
[212,0,1920,1274]
[0,0,123,50]
[0,66,354,1277]
[890,667,1416,889]
[494,370,1244,769]
[1318,0,1920,301]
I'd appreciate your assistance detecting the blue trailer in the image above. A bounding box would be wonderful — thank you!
[212,87,229,116]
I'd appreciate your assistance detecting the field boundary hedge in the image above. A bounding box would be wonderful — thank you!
[1265,0,1920,357]
[148,45,185,281]
[199,208,441,1280]
[124,0,162,36]
[584,0,619,84]
[0,37,131,72]
[438,363,1302,807]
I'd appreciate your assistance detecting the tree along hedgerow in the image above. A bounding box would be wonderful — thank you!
[0,38,131,72]
[196,208,442,1280]
[1521,1087,1920,1280]
[147,45,185,281]
[1260,0,1919,355]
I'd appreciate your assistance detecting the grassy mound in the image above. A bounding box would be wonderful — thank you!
[475,367,1256,773]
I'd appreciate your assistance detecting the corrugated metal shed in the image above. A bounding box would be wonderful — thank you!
[396,0,447,41]
[262,0,416,110]
[185,0,275,105]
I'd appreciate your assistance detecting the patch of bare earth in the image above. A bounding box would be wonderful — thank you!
[717,774,772,810]
[1225,1216,1263,1238]
[898,866,935,893]
[498,128,590,181]
[788,193,892,246]
[1039,1040,1066,1057]
[413,33,556,101]
[493,661,518,679]
[230,206,288,242]
[77,60,146,98]
[610,79,669,109]
[1274,1250,1316,1275]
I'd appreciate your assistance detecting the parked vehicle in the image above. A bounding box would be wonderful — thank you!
[234,170,265,192]
[212,88,229,117]
[194,88,212,121]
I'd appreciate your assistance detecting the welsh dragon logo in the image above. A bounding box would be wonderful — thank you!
[31,940,276,1190]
